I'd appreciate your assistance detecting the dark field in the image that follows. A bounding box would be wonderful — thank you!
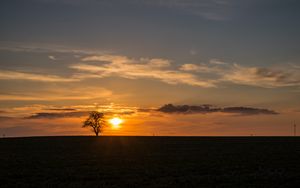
[0,136,299,188]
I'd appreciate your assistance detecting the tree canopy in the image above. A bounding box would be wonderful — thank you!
[83,111,106,136]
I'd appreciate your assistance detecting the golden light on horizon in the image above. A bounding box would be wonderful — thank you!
[109,117,123,129]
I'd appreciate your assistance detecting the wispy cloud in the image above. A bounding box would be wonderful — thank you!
[222,64,300,88]
[180,61,300,88]
[73,55,300,88]
[71,55,216,87]
[179,63,222,73]
[0,41,109,55]
[1,41,298,88]
[0,70,79,82]
[0,86,112,101]
[48,55,57,60]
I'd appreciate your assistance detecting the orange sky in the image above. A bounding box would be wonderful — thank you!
[1,103,299,137]
[1,0,300,137]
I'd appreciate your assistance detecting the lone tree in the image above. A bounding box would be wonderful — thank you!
[83,111,106,136]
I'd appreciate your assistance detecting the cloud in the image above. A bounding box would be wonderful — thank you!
[1,41,298,88]
[221,107,278,115]
[26,109,136,119]
[0,70,79,82]
[180,64,202,71]
[0,86,112,101]
[180,61,300,88]
[290,63,300,69]
[209,59,228,65]
[0,116,14,120]
[26,111,90,119]
[158,104,220,113]
[180,60,227,73]
[179,63,220,73]
[158,104,278,115]
[189,49,198,55]
[48,55,57,60]
[46,108,77,111]
[0,41,109,55]
[1,103,139,120]
[222,64,300,88]
[76,55,300,88]
[81,55,130,63]
[71,55,216,87]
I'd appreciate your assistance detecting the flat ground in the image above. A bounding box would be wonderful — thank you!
[0,136,299,187]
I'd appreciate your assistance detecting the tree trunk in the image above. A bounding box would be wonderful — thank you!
[95,132,99,136]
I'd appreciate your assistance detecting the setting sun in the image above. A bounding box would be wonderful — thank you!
[109,117,123,129]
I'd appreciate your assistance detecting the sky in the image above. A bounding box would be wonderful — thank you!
[0,0,300,136]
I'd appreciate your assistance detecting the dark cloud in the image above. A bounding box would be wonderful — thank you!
[137,108,154,112]
[222,107,278,115]
[158,104,278,115]
[158,104,220,114]
[102,111,136,116]
[26,110,136,119]
[0,116,15,120]
[117,111,136,115]
[26,111,90,119]
[46,108,77,111]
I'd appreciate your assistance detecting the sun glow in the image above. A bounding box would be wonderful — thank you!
[109,117,123,129]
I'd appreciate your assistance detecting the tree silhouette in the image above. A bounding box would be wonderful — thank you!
[83,111,106,136]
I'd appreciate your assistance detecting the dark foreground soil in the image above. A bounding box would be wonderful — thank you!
[0,136,299,187]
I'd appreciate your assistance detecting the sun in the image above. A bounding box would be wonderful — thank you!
[109,117,123,129]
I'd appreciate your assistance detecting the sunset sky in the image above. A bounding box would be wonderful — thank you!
[0,0,300,136]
